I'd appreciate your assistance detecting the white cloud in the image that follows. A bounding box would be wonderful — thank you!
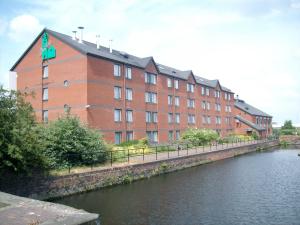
[8,14,43,42]
[291,1,300,9]
[0,17,7,35]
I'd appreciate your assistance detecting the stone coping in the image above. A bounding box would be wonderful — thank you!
[0,192,99,225]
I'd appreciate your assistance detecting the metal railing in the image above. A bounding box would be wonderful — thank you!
[62,136,278,173]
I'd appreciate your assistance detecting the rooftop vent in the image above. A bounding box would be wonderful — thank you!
[78,26,84,43]
[109,39,113,53]
[172,70,176,74]
[96,35,100,49]
[72,30,77,40]
[245,107,249,110]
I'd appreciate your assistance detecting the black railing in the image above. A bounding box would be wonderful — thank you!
[60,136,278,173]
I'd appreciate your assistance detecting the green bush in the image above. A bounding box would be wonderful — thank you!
[0,87,47,173]
[280,120,296,135]
[42,114,108,169]
[181,128,219,146]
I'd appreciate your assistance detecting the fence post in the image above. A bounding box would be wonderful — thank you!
[167,146,170,158]
[127,148,130,164]
[187,144,189,155]
[203,144,204,152]
[110,151,113,167]
[216,142,217,150]
[143,148,145,161]
[178,145,180,156]
[156,146,158,160]
[210,142,212,151]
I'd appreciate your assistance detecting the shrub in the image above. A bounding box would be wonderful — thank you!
[42,114,108,169]
[181,128,219,146]
[280,120,296,135]
[0,87,48,173]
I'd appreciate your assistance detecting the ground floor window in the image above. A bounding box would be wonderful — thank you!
[115,132,122,144]
[42,110,48,123]
[126,131,133,141]
[168,131,173,141]
[176,130,180,140]
[146,131,158,143]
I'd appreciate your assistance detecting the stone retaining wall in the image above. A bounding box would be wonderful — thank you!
[1,140,279,200]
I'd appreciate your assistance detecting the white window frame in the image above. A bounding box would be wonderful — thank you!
[115,132,122,144]
[43,88,48,101]
[126,110,133,122]
[167,78,172,88]
[114,86,122,99]
[125,67,132,79]
[42,110,48,123]
[114,109,122,122]
[175,96,180,106]
[114,64,121,77]
[125,88,132,101]
[168,113,173,123]
[174,80,179,89]
[42,65,48,79]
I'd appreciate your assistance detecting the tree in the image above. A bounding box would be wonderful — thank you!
[42,114,108,169]
[0,87,47,173]
[280,120,296,135]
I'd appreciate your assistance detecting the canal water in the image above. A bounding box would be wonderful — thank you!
[55,149,300,225]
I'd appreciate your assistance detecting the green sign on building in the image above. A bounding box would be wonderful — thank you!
[41,32,56,60]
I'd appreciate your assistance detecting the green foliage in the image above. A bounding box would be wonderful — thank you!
[222,134,253,143]
[0,87,47,173]
[251,131,259,140]
[280,120,296,135]
[181,128,219,146]
[280,140,289,148]
[42,115,107,169]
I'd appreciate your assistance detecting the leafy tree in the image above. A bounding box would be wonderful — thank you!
[42,114,108,169]
[280,120,296,135]
[0,87,47,173]
[181,128,219,146]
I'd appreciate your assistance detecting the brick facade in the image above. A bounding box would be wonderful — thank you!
[11,29,271,143]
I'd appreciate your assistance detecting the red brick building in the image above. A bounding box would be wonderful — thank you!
[234,99,273,138]
[10,28,271,144]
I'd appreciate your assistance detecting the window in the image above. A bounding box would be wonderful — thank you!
[207,116,211,124]
[175,130,180,140]
[126,131,133,141]
[202,115,206,124]
[174,80,179,89]
[114,109,122,122]
[215,103,221,112]
[42,65,48,78]
[225,117,231,124]
[216,116,221,125]
[115,132,122,144]
[42,110,48,123]
[64,80,69,87]
[175,113,180,124]
[187,83,194,93]
[125,88,132,100]
[146,111,157,123]
[187,99,195,108]
[225,105,232,112]
[42,88,48,101]
[175,96,180,106]
[114,64,121,77]
[168,113,173,123]
[206,102,210,110]
[64,104,70,113]
[228,94,231,101]
[188,114,195,124]
[215,90,220,98]
[126,110,133,122]
[167,78,172,88]
[168,95,173,105]
[224,92,228,100]
[202,101,206,110]
[114,86,122,99]
[145,92,157,103]
[206,88,210,96]
[145,72,156,84]
[168,131,173,141]
[201,87,205,95]
[125,67,132,79]
[147,131,158,143]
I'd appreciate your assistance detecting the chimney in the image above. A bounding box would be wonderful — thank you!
[72,31,77,40]
[109,39,113,53]
[236,94,239,100]
[96,35,100,49]
[78,26,84,43]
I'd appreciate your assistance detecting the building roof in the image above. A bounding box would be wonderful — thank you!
[10,28,233,93]
[235,99,272,117]
[235,115,266,131]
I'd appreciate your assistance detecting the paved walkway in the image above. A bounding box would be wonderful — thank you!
[65,139,272,174]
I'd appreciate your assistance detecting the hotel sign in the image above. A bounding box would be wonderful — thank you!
[41,32,56,60]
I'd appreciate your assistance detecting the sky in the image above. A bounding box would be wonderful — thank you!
[0,0,299,126]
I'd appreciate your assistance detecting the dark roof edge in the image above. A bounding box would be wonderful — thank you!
[235,115,266,131]
[235,104,272,118]
[10,28,47,71]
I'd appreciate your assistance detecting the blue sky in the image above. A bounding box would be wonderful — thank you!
[0,0,300,126]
